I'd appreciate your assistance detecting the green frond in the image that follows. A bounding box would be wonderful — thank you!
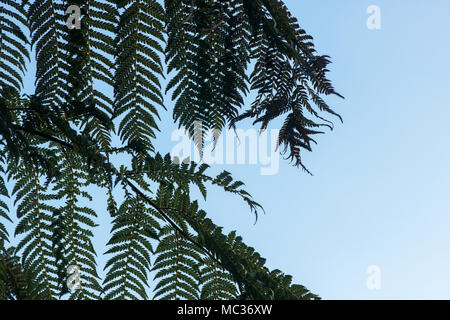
[9,155,59,299]
[0,0,30,91]
[0,246,30,300]
[113,0,165,157]
[134,154,262,217]
[151,183,209,300]
[152,225,202,300]
[28,0,66,108]
[229,0,343,172]
[199,257,238,300]
[63,0,117,150]
[51,147,101,300]
[166,0,250,152]
[134,153,209,198]
[103,190,161,300]
[0,155,11,247]
[171,196,319,300]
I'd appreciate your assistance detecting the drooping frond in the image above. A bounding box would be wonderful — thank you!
[9,154,59,299]
[152,225,201,300]
[198,256,238,300]
[150,182,317,300]
[165,0,251,151]
[28,0,66,108]
[0,246,30,300]
[208,170,262,219]
[236,0,343,171]
[0,0,30,92]
[103,189,160,300]
[164,0,342,170]
[138,153,210,198]
[51,147,101,299]
[200,221,318,300]
[152,184,204,300]
[63,0,118,150]
[113,0,165,156]
[134,153,262,218]
[0,154,11,245]
[240,48,338,173]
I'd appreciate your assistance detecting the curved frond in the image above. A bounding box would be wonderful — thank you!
[166,0,251,151]
[28,0,66,108]
[103,190,160,300]
[0,0,30,92]
[0,154,11,245]
[0,246,30,300]
[51,148,101,299]
[152,225,201,300]
[198,256,238,300]
[113,0,165,156]
[63,0,117,150]
[9,155,59,299]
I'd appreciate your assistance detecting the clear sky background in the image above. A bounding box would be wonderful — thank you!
[5,0,450,299]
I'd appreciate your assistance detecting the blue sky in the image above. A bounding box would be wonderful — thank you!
[5,0,450,299]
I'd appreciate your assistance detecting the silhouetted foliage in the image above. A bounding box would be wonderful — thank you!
[0,0,342,300]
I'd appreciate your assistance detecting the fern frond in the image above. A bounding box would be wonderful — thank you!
[198,256,238,300]
[63,0,117,150]
[133,154,262,217]
[9,155,59,299]
[113,0,165,157]
[28,0,66,109]
[166,0,250,152]
[0,0,30,92]
[51,147,101,300]
[103,189,160,300]
[0,246,30,300]
[175,199,319,300]
[152,225,201,300]
[230,0,343,171]
[0,154,11,245]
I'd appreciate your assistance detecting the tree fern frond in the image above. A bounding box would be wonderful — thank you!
[63,0,117,150]
[132,154,262,217]
[103,189,160,300]
[0,246,30,300]
[0,0,30,91]
[28,0,67,109]
[152,225,201,300]
[113,0,165,157]
[166,0,251,152]
[0,154,11,245]
[199,256,238,300]
[51,147,101,300]
[174,198,319,300]
[9,155,59,299]
[229,0,343,171]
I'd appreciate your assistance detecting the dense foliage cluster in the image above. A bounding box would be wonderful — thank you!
[0,0,341,299]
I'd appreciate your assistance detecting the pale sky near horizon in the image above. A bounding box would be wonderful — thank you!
[4,0,450,299]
